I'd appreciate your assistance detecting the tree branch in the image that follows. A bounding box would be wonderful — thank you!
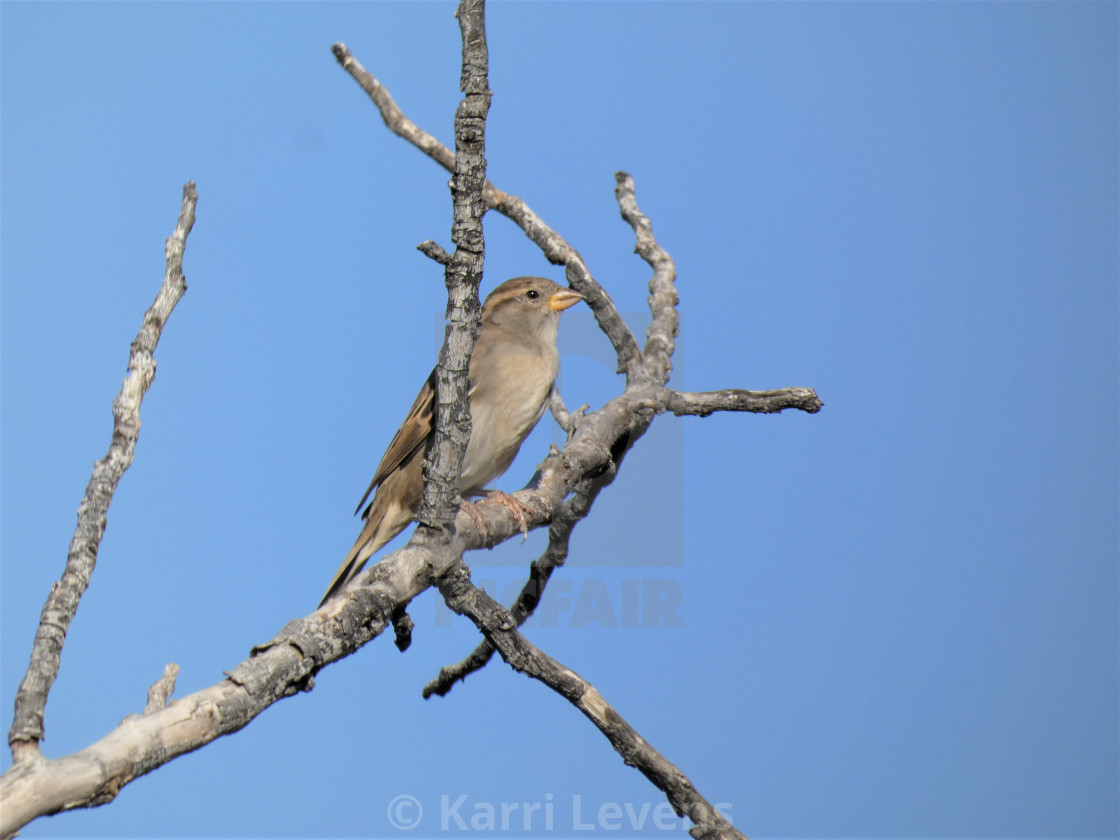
[435,560,746,840]
[664,387,823,417]
[143,664,180,715]
[425,178,822,695]
[0,535,456,836]
[0,383,637,835]
[331,41,642,380]
[616,171,679,387]
[414,0,491,535]
[547,385,588,437]
[423,472,612,698]
[7,182,197,762]
[330,42,456,172]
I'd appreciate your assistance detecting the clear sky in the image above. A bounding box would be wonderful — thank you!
[1,2,1116,838]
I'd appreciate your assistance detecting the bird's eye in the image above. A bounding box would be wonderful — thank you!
[525,290,540,300]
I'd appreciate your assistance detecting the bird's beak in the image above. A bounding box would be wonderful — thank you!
[549,289,583,312]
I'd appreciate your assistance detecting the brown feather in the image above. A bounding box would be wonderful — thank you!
[320,277,581,607]
[354,369,436,516]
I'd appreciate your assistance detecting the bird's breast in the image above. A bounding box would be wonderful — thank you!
[460,348,557,492]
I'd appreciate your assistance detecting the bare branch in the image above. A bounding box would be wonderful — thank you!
[547,386,589,438]
[615,171,678,387]
[435,560,746,840]
[0,382,639,835]
[8,182,198,761]
[417,239,452,265]
[664,387,823,417]
[331,42,641,380]
[0,533,450,836]
[331,42,456,172]
[430,388,823,697]
[413,0,491,536]
[143,664,180,715]
[548,385,574,433]
[423,473,610,698]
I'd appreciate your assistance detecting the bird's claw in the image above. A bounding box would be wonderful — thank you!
[462,499,492,543]
[486,490,532,543]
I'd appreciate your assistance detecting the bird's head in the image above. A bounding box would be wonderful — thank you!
[481,276,582,339]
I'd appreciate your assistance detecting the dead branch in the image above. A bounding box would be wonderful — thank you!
[0,373,639,836]
[143,664,180,715]
[8,183,197,763]
[413,0,491,535]
[424,471,613,698]
[436,559,747,840]
[615,171,679,387]
[665,388,823,417]
[330,26,822,834]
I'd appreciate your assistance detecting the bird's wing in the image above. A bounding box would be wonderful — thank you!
[354,369,436,515]
[353,358,484,517]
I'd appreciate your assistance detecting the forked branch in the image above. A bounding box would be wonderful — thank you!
[330,19,814,837]
[436,560,747,840]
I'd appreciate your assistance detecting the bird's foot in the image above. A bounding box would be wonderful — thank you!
[461,499,493,543]
[484,490,532,543]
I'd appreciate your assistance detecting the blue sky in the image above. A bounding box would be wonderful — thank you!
[1,2,1116,838]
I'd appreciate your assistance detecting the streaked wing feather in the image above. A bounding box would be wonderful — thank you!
[354,369,436,515]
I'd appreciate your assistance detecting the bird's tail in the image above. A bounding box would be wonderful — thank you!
[319,509,384,607]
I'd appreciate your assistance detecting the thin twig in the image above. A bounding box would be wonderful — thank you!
[7,183,198,762]
[331,43,456,171]
[615,171,679,387]
[417,239,452,265]
[664,387,823,417]
[143,664,180,715]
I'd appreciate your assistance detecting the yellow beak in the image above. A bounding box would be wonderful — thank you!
[549,289,583,312]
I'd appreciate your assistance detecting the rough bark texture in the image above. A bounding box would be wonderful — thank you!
[7,182,197,759]
[416,0,491,534]
[0,370,660,836]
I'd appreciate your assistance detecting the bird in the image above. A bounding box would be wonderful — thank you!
[320,276,582,605]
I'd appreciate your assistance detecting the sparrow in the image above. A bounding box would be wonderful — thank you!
[320,276,582,605]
